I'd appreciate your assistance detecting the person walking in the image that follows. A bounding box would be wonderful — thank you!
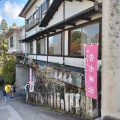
[5,83,12,103]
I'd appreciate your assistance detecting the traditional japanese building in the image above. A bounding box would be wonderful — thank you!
[18,0,102,119]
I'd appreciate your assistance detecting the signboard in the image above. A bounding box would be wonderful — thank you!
[52,79,65,86]
[36,66,84,88]
[85,44,98,99]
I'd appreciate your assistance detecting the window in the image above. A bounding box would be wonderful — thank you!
[37,40,40,54]
[10,36,13,47]
[30,42,33,54]
[70,23,99,56]
[37,38,46,54]
[27,16,33,24]
[42,0,47,14]
[48,34,61,55]
[33,12,36,19]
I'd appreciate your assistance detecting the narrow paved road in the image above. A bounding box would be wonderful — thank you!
[0,90,84,120]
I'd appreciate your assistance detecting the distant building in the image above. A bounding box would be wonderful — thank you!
[5,26,25,60]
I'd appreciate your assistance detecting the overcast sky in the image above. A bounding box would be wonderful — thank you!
[0,0,27,27]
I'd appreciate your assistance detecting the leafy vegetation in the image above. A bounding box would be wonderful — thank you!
[0,19,17,87]
[1,59,16,85]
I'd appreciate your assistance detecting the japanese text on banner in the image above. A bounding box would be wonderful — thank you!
[85,44,98,99]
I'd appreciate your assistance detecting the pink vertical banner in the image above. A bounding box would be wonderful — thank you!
[30,68,32,90]
[85,44,98,99]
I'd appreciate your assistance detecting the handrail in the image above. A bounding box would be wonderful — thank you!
[25,18,39,31]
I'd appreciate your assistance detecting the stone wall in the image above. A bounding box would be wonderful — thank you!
[102,0,120,119]
[16,64,29,87]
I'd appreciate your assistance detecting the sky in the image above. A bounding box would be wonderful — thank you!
[0,0,28,27]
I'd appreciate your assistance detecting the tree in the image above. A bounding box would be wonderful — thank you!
[2,59,16,84]
[12,23,17,27]
[0,19,8,35]
[0,19,8,63]
[0,19,17,87]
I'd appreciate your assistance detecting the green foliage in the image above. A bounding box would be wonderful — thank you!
[0,19,8,35]
[0,75,4,86]
[12,23,17,27]
[72,30,81,43]
[2,60,16,84]
[0,19,17,85]
[0,19,8,63]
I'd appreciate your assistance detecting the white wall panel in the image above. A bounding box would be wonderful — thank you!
[28,55,34,59]
[48,56,63,64]
[37,55,47,61]
[65,57,101,69]
[65,1,93,19]
[26,27,39,37]
[47,4,63,27]
[33,40,36,54]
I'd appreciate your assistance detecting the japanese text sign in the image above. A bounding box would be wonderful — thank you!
[30,68,33,90]
[85,44,98,99]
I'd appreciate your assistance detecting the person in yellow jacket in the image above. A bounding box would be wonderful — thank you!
[5,83,11,103]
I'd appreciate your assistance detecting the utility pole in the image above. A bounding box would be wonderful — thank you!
[102,0,120,119]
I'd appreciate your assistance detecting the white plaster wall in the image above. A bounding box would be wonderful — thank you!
[27,55,36,59]
[33,40,36,54]
[37,55,47,61]
[26,26,40,37]
[20,27,26,53]
[47,4,63,27]
[48,56,63,64]
[33,55,37,59]
[28,55,34,59]
[65,0,93,19]
[65,57,84,68]
[65,57,101,69]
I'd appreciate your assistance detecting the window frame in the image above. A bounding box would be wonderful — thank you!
[30,41,33,54]
[37,38,46,55]
[10,36,14,48]
[42,0,48,15]
[47,32,62,56]
[68,19,102,58]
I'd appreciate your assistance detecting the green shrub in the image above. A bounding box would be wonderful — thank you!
[2,60,16,85]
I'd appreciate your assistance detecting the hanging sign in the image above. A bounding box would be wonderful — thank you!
[30,68,33,90]
[85,44,98,99]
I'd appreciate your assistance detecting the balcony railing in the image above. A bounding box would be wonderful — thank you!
[25,18,39,31]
